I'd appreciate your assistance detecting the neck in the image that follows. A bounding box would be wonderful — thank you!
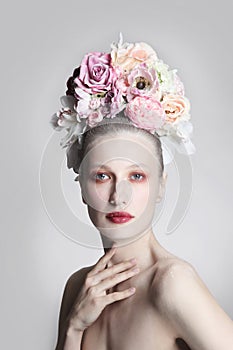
[101,228,171,272]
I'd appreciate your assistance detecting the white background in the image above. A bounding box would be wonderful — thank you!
[1,1,233,349]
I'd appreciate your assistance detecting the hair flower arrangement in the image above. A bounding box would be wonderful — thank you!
[50,33,195,164]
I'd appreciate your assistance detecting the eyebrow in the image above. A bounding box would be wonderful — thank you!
[90,163,150,171]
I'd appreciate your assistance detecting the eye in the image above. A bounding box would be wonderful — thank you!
[92,172,146,182]
[130,173,145,181]
[94,173,110,181]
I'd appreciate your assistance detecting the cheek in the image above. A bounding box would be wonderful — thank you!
[130,180,150,210]
[133,184,149,202]
[134,178,159,208]
[82,181,110,210]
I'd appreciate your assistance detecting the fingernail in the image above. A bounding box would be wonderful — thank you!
[129,287,136,293]
[130,258,137,263]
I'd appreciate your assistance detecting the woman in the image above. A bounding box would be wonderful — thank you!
[50,35,233,349]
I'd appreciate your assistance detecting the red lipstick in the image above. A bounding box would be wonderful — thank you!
[106,211,134,224]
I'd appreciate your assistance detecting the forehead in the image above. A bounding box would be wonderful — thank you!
[82,134,158,171]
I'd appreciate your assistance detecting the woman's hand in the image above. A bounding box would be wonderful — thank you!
[67,246,139,332]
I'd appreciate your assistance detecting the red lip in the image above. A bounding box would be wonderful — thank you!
[106,211,134,218]
[107,217,132,224]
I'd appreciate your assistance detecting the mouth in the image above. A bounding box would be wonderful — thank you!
[106,212,134,224]
[106,211,134,218]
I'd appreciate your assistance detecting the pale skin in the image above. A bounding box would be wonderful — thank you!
[55,132,233,350]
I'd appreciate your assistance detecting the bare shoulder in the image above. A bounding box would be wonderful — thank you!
[55,266,92,350]
[153,256,195,283]
[59,265,94,324]
[152,257,233,349]
[54,265,94,349]
[66,265,93,292]
[56,266,93,333]
[152,256,200,308]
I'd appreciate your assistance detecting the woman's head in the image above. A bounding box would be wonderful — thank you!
[67,113,164,178]
[67,113,167,244]
[49,35,195,246]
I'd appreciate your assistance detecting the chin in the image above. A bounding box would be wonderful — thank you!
[97,221,153,244]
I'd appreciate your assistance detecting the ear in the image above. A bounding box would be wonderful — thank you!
[155,172,167,203]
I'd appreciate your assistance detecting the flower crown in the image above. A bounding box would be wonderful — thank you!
[50,33,195,165]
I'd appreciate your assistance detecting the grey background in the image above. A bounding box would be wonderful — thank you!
[1,0,233,349]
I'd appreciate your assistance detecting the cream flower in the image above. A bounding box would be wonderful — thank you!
[111,34,157,73]
[50,95,88,148]
[162,94,190,124]
[154,59,176,94]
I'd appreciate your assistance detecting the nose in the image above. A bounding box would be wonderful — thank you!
[109,179,132,206]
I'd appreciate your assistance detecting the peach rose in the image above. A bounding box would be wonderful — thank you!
[162,94,190,123]
[111,42,157,73]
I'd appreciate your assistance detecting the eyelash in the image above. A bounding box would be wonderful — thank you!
[94,172,146,182]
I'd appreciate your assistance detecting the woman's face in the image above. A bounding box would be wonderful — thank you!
[79,132,166,244]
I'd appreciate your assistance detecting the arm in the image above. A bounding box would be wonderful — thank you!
[63,327,84,350]
[54,248,139,349]
[161,262,233,350]
[54,267,90,350]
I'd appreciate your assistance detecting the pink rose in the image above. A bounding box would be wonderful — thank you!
[162,94,190,123]
[89,98,101,110]
[125,96,165,132]
[87,111,104,127]
[74,52,116,94]
[98,70,127,117]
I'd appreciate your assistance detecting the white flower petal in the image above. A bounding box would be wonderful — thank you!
[76,99,90,115]
[160,137,175,165]
[73,119,88,135]
[75,88,91,101]
[60,95,76,110]
[58,118,76,128]
[61,112,77,122]
[176,121,193,138]
[60,126,77,148]
[59,119,87,148]
[164,133,195,155]
[50,113,63,130]
[182,139,196,155]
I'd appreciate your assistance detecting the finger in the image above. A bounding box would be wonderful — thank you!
[100,287,136,306]
[87,259,137,286]
[88,247,116,277]
[95,266,140,292]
